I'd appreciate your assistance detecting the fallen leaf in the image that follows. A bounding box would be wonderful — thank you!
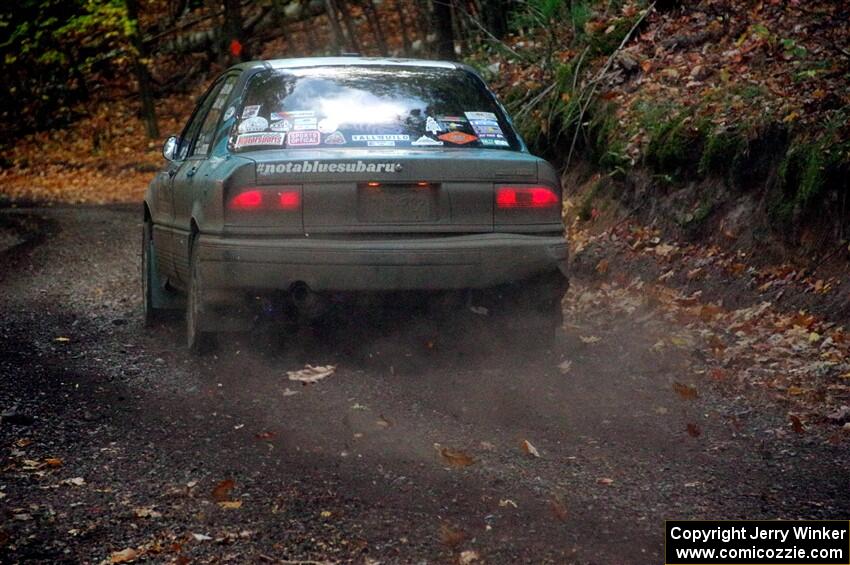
[287,364,336,384]
[520,439,541,458]
[595,258,609,275]
[320,510,332,518]
[549,496,568,522]
[686,423,702,437]
[44,458,63,468]
[63,477,85,486]
[376,415,394,429]
[217,500,242,509]
[282,387,300,396]
[499,498,518,508]
[133,507,162,519]
[254,431,275,440]
[437,445,475,467]
[789,414,805,434]
[54,336,71,342]
[439,523,466,548]
[14,438,33,448]
[110,548,138,563]
[212,479,235,502]
[191,533,212,541]
[458,549,480,564]
[579,335,601,344]
[672,382,699,400]
[558,359,573,374]
[596,477,615,485]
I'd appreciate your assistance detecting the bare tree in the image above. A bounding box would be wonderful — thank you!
[394,0,411,55]
[223,0,246,61]
[323,0,347,53]
[362,0,389,56]
[431,0,455,60]
[126,0,159,139]
[336,1,362,52]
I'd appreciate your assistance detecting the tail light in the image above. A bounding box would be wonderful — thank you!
[496,186,559,208]
[230,190,263,209]
[228,188,301,210]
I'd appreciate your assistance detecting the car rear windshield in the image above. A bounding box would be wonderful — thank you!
[230,65,520,152]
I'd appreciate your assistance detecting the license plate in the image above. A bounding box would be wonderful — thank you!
[358,185,437,223]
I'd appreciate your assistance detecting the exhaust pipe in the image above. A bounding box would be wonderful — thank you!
[289,281,325,318]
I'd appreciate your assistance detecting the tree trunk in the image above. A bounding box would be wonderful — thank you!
[363,0,389,56]
[481,0,508,39]
[431,0,455,60]
[126,0,159,139]
[323,0,346,53]
[336,0,361,52]
[395,0,411,55]
[223,0,247,62]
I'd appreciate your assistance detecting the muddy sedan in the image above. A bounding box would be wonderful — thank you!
[142,57,568,351]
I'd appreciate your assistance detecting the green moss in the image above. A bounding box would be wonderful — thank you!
[577,178,604,221]
[699,129,745,177]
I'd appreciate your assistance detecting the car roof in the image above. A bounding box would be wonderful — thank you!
[229,56,474,74]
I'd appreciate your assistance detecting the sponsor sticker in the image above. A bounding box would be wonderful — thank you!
[438,115,466,122]
[242,105,261,119]
[223,106,235,121]
[471,124,505,137]
[324,131,346,144]
[318,119,338,134]
[237,116,269,133]
[411,135,443,146]
[480,138,510,147]
[425,116,443,134]
[293,117,318,131]
[257,160,402,175]
[287,130,321,146]
[352,134,410,142]
[438,131,478,145]
[269,120,292,132]
[234,132,285,149]
[367,140,396,147]
[464,111,498,121]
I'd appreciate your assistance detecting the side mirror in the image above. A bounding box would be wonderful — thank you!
[162,135,180,162]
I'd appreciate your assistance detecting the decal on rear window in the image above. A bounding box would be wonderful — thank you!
[324,131,346,144]
[237,116,269,133]
[242,105,261,119]
[412,136,443,146]
[438,131,478,145]
[287,130,321,146]
[234,132,285,148]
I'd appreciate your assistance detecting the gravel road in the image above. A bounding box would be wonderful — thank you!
[1,205,848,564]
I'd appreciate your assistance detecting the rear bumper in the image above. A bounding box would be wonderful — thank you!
[196,232,568,291]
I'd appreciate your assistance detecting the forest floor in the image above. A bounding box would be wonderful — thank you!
[1,205,848,564]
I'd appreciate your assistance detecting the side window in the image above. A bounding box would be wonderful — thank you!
[192,75,238,157]
[176,78,225,160]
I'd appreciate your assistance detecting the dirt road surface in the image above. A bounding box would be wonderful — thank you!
[1,205,848,564]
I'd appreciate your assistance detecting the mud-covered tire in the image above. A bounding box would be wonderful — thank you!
[142,221,167,327]
[186,239,215,354]
[481,272,568,351]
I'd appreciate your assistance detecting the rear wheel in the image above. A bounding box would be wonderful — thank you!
[187,239,215,354]
[481,272,568,351]
[142,221,167,327]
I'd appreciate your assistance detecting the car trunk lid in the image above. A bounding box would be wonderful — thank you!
[247,148,539,234]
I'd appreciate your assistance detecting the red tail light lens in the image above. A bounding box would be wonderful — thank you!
[230,190,263,209]
[278,190,300,209]
[496,186,559,208]
[228,188,301,210]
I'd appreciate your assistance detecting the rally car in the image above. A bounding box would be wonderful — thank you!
[142,57,568,352]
